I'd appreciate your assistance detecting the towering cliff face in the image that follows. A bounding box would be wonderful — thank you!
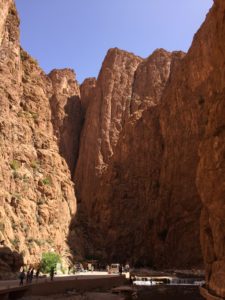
[88,0,216,268]
[91,50,203,268]
[76,0,225,297]
[152,41,206,268]
[74,48,202,267]
[49,69,83,174]
[91,107,164,265]
[195,0,225,298]
[74,48,142,213]
[0,0,77,273]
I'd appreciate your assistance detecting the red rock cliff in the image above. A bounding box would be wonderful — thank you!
[195,0,225,298]
[49,69,83,174]
[74,48,142,213]
[86,50,203,268]
[0,0,77,273]
[74,48,202,269]
[77,0,225,296]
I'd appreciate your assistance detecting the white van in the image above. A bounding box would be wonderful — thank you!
[109,263,120,274]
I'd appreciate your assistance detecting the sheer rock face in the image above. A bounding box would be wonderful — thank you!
[91,107,164,265]
[195,0,225,298]
[89,51,201,268]
[89,0,225,291]
[74,48,200,267]
[0,1,76,269]
[74,48,143,213]
[152,49,206,268]
[130,49,176,113]
[49,69,83,174]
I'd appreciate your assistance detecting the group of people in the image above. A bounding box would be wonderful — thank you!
[19,266,41,286]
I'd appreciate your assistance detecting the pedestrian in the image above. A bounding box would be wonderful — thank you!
[50,267,55,281]
[119,264,123,275]
[19,268,25,286]
[26,268,30,284]
[29,268,34,283]
[106,264,110,273]
[36,267,40,281]
[125,263,130,272]
[129,274,133,285]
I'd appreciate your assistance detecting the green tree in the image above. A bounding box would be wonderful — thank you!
[40,252,61,274]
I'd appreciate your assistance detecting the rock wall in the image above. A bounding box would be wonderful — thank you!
[0,0,77,270]
[195,0,225,298]
[93,49,204,268]
[80,77,97,113]
[74,48,142,212]
[79,0,225,296]
[74,48,203,268]
[49,69,83,174]
[91,107,164,265]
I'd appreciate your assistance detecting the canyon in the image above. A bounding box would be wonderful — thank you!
[0,0,225,299]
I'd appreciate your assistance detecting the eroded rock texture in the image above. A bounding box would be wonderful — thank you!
[0,0,77,270]
[81,0,225,296]
[195,0,225,298]
[49,69,83,174]
[93,48,204,269]
[74,48,142,212]
[73,48,203,268]
[80,77,97,113]
[91,107,164,265]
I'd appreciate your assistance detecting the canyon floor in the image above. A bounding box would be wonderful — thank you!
[19,286,203,300]
[0,270,205,300]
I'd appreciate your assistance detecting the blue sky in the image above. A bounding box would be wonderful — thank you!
[15,0,213,83]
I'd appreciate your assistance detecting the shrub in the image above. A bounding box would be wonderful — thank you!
[31,160,40,170]
[13,171,21,180]
[10,160,21,171]
[30,111,39,121]
[40,252,61,274]
[42,177,52,186]
[10,237,20,249]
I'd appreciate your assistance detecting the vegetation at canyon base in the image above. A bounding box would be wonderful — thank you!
[40,252,61,273]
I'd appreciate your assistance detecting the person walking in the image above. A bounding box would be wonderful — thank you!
[29,268,34,283]
[26,268,30,284]
[19,268,25,286]
[50,267,55,281]
[119,264,123,276]
[36,268,40,281]
[129,274,134,285]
